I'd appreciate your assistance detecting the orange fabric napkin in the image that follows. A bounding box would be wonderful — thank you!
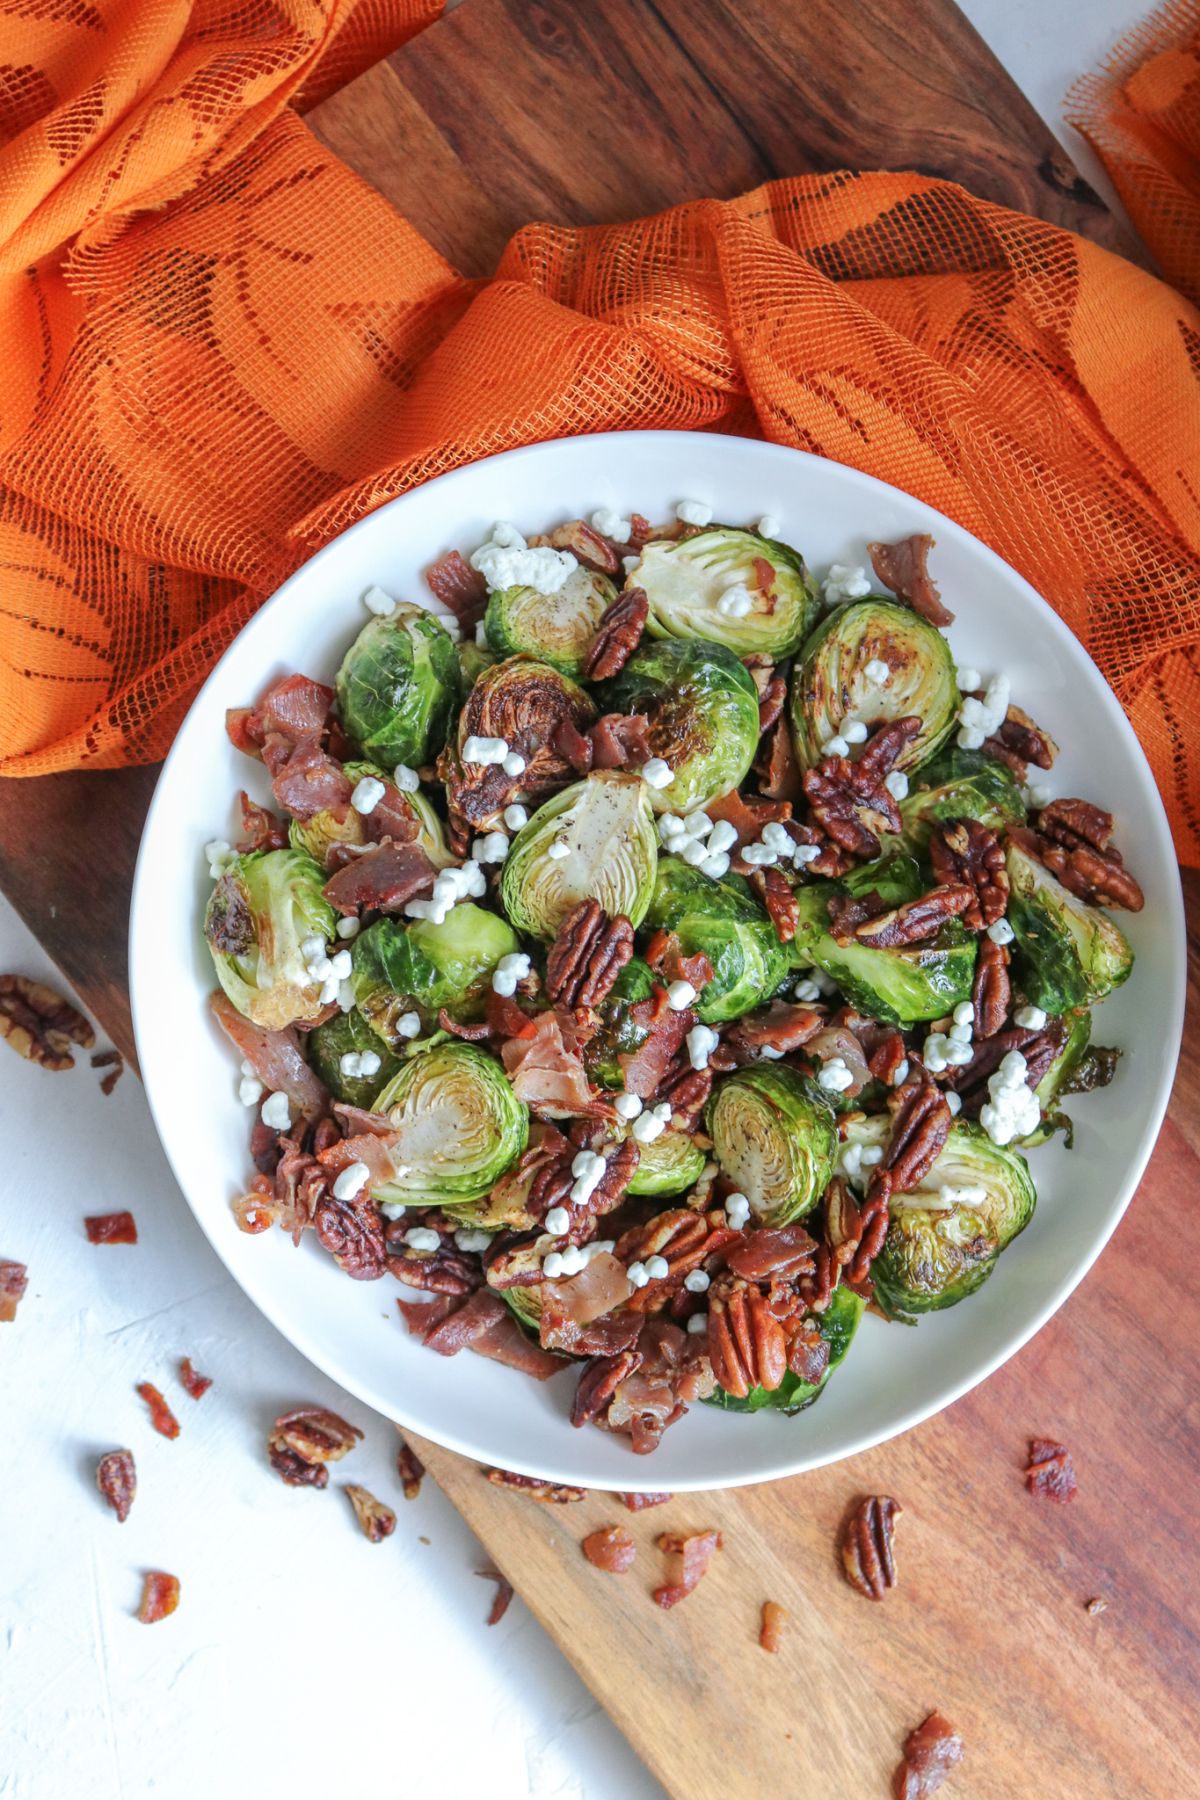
[1,1,1198,862]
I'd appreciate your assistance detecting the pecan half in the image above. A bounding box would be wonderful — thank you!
[1026,804,1144,911]
[96,1449,137,1523]
[571,1347,643,1427]
[1037,797,1112,849]
[707,1278,787,1396]
[852,883,974,948]
[616,1209,714,1311]
[540,518,623,576]
[841,1494,902,1600]
[476,1566,515,1626]
[315,1194,387,1279]
[0,976,95,1070]
[929,818,1009,929]
[485,1468,587,1503]
[582,1525,637,1573]
[397,1439,425,1500]
[583,587,648,680]
[895,1712,964,1799]
[725,1222,816,1283]
[760,1599,788,1652]
[270,1406,362,1467]
[137,1571,180,1625]
[345,1484,397,1542]
[268,1443,329,1487]
[545,899,635,1008]
[0,1259,28,1322]
[387,1241,482,1295]
[620,1490,673,1510]
[868,534,954,626]
[655,1058,712,1130]
[653,1529,722,1609]
[885,1065,952,1191]
[748,866,800,943]
[803,717,921,865]
[1025,1437,1077,1502]
[757,674,787,734]
[971,935,1010,1038]
[985,701,1057,773]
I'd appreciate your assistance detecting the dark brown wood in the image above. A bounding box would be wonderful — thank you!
[0,2,1188,1792]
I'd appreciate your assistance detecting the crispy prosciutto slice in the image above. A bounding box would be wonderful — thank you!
[469,1311,565,1381]
[707,788,792,849]
[589,712,652,770]
[500,1009,601,1118]
[423,1287,508,1355]
[868,534,955,627]
[268,738,353,824]
[209,992,328,1117]
[323,840,437,914]
[227,675,335,757]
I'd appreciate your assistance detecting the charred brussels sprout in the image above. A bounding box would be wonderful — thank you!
[790,599,957,774]
[892,746,1026,858]
[289,762,454,869]
[372,1042,527,1212]
[646,858,791,1024]
[485,565,617,676]
[204,847,336,1030]
[582,957,657,1089]
[705,1285,864,1414]
[306,1008,401,1109]
[441,655,597,827]
[706,1065,838,1226]
[500,772,658,940]
[1006,834,1134,1011]
[845,1117,1037,1320]
[633,527,819,659]
[335,606,460,768]
[597,638,760,815]
[350,904,520,1046]
[790,858,977,1026]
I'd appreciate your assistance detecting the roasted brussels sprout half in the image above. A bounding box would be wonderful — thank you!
[845,1116,1037,1320]
[440,655,597,827]
[500,771,658,940]
[582,957,657,1088]
[596,638,761,815]
[306,1007,401,1109]
[351,903,520,1046]
[457,639,499,687]
[790,858,977,1026]
[485,565,617,676]
[706,1065,839,1226]
[335,605,460,768]
[892,746,1026,858]
[204,847,336,1030]
[646,857,792,1024]
[1006,834,1134,1011]
[625,1126,709,1196]
[289,762,454,869]
[1022,1006,1091,1146]
[633,527,819,659]
[705,1285,864,1414]
[372,1042,528,1212]
[789,599,957,774]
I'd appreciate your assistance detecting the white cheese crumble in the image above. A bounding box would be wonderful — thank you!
[659,813,687,845]
[666,980,696,1011]
[473,831,510,864]
[404,1226,442,1252]
[626,1261,651,1289]
[1014,1004,1047,1030]
[592,507,632,541]
[380,1201,407,1220]
[792,841,822,868]
[475,618,489,647]
[945,1089,962,1117]
[503,803,528,831]
[687,1312,709,1334]
[205,838,236,879]
[724,1191,751,1229]
[686,1024,720,1071]
[332,1161,371,1201]
[864,658,890,684]
[363,584,397,616]
[395,1011,422,1039]
[644,1254,670,1281]
[238,1071,263,1106]
[817,1056,855,1094]
[502,750,526,778]
[793,977,822,1003]
[336,915,360,940]
[699,851,731,879]
[756,514,781,538]
[741,841,777,867]
[956,673,1010,750]
[884,769,909,801]
[546,838,571,860]
[707,820,738,856]
[260,1090,291,1132]
[641,757,673,789]
[462,734,509,765]
[676,499,712,527]
[987,918,1015,946]
[542,1251,565,1279]
[632,1110,666,1145]
[455,1228,492,1254]
[679,837,709,868]
[891,1057,910,1087]
[822,733,850,758]
[350,775,386,816]
[491,951,531,998]
[569,1150,607,1207]
[623,555,641,574]
[758,822,790,855]
[469,524,577,596]
[544,1205,570,1238]
[937,1182,990,1210]
[684,1268,710,1293]
[614,1092,643,1121]
[1025,783,1053,810]
[683,810,713,839]
[952,1001,975,1027]
[392,764,420,792]
[717,584,753,618]
[979,1049,1040,1145]
[956,665,982,692]
[821,563,871,608]
[339,1049,381,1081]
[922,1031,973,1073]
[841,720,868,745]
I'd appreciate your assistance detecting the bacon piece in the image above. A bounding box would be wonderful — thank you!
[618,996,692,1098]
[425,549,488,627]
[500,1009,601,1118]
[0,1260,28,1322]
[552,713,594,775]
[227,675,335,758]
[868,534,954,626]
[422,1287,508,1355]
[137,1571,180,1624]
[85,1211,138,1245]
[137,1382,181,1440]
[590,712,652,770]
[178,1358,212,1400]
[583,1526,637,1573]
[707,788,792,849]
[1025,1437,1078,1503]
[895,1711,964,1798]
[322,840,437,915]
[653,1529,722,1609]
[476,1567,514,1626]
[724,1000,824,1058]
[96,1449,137,1522]
[396,1293,460,1336]
[620,1490,673,1510]
[468,1311,565,1381]
[269,738,353,824]
[237,791,288,851]
[209,992,329,1118]
[760,1600,787,1652]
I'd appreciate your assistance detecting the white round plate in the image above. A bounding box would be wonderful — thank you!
[130,431,1185,1491]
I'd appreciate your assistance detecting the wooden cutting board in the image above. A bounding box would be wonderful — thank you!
[2,2,1196,1793]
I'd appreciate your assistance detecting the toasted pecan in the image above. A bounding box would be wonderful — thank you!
[545,899,635,1008]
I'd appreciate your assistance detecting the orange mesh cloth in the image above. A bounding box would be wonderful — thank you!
[1068,0,1200,306]
[1,3,1198,864]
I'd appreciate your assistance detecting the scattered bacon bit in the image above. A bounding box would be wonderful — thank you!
[486,1468,587,1503]
[619,1491,672,1511]
[345,1483,397,1542]
[707,787,791,849]
[894,1711,964,1799]
[236,790,288,852]
[476,1566,514,1626]
[589,710,652,769]
[85,1211,138,1245]
[653,1529,722,1609]
[759,1600,787,1652]
[322,840,436,915]
[0,1260,28,1322]
[96,1449,137,1522]
[868,534,954,626]
[1025,1438,1078,1503]
[137,1571,180,1625]
[397,1439,426,1500]
[178,1358,212,1400]
[137,1382,181,1440]
[583,1526,637,1573]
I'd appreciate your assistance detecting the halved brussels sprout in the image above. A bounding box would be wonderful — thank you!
[485,565,617,676]
[646,857,792,1024]
[582,957,657,1088]
[204,847,335,1030]
[704,1285,864,1415]
[790,861,977,1026]
[1006,834,1134,1011]
[789,599,957,774]
[596,638,760,815]
[891,746,1027,859]
[500,771,658,940]
[633,527,819,659]
[372,1042,527,1211]
[845,1116,1037,1320]
[1022,1006,1090,1147]
[289,762,454,869]
[351,903,520,1046]
[706,1065,839,1226]
[625,1126,709,1196]
[335,605,460,768]
[306,1007,401,1109]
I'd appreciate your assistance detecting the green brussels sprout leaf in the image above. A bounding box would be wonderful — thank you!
[646,857,792,1023]
[1006,833,1134,1011]
[790,599,957,774]
[890,745,1026,859]
[351,903,520,1045]
[372,1042,527,1211]
[306,1007,401,1109]
[485,565,617,675]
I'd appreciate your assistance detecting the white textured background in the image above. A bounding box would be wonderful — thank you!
[0,4,1148,1796]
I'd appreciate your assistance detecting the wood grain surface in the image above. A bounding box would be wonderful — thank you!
[0,1,1193,1794]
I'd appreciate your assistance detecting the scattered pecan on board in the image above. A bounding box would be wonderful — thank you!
[545,899,635,1008]
[397,1439,426,1500]
[485,1468,588,1503]
[269,1406,362,1481]
[0,1260,28,1322]
[653,1529,722,1609]
[0,974,94,1070]
[345,1484,397,1542]
[841,1495,902,1600]
[620,1491,672,1511]
[96,1450,137,1523]
[1025,1438,1078,1502]
[894,1712,964,1799]
[583,587,648,680]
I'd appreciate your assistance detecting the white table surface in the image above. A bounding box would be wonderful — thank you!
[0,2,1148,1793]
